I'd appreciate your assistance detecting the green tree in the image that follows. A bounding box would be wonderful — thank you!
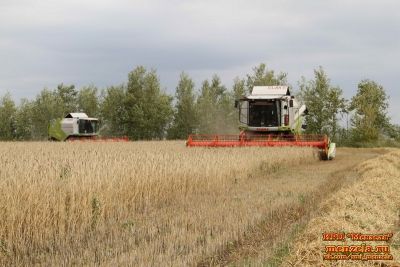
[55,83,78,115]
[349,80,390,142]
[27,84,78,140]
[232,77,246,100]
[196,78,219,134]
[100,85,127,136]
[385,124,400,141]
[299,67,346,140]
[217,90,237,133]
[168,72,197,139]
[30,89,61,139]
[229,78,248,133]
[246,63,287,93]
[196,75,237,134]
[78,85,99,117]
[124,66,173,139]
[14,99,34,140]
[0,93,17,140]
[326,87,347,141]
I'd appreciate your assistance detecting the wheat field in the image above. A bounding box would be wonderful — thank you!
[0,141,317,266]
[283,150,400,266]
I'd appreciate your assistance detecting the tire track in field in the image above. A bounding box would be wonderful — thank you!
[197,148,388,266]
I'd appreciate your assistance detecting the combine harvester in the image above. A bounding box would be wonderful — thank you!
[187,86,336,160]
[48,113,128,142]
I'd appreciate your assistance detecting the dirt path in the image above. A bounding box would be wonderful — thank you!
[198,148,388,266]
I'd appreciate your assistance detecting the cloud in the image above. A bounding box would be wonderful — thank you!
[0,0,399,122]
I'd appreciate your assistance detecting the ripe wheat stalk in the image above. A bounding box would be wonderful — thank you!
[0,141,316,266]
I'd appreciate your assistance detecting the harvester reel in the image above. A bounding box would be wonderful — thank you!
[186,133,335,161]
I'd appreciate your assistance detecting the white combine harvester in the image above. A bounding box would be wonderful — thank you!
[237,86,307,135]
[48,113,128,142]
[187,86,336,160]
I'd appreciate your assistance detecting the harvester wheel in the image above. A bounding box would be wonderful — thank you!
[318,143,336,161]
[318,150,328,161]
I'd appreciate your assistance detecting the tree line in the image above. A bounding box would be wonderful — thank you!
[0,64,397,146]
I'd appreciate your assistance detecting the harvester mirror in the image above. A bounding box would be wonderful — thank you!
[284,105,287,110]
[234,100,239,108]
[289,100,294,107]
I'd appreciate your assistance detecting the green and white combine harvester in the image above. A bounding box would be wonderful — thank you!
[48,113,128,142]
[187,86,336,160]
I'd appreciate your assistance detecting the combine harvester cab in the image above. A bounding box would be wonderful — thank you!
[187,86,336,160]
[48,113,128,142]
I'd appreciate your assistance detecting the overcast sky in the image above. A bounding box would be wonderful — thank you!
[1,0,399,122]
